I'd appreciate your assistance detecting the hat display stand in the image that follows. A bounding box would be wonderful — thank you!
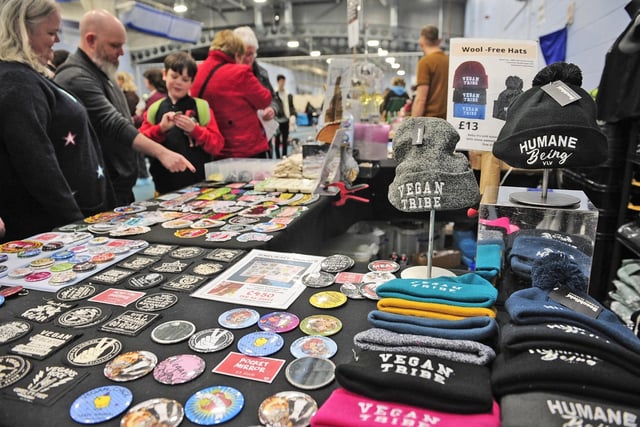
[508,168,581,208]
[400,209,456,279]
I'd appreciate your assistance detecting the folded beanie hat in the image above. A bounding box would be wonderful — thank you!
[500,321,640,376]
[376,273,498,307]
[499,391,640,427]
[353,328,496,365]
[388,117,480,212]
[452,61,489,89]
[335,350,494,414]
[367,310,499,345]
[377,298,497,320]
[492,62,607,169]
[311,388,501,427]
[507,228,594,255]
[505,253,640,353]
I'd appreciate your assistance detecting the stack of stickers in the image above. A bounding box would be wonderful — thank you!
[0,231,147,292]
[69,183,320,246]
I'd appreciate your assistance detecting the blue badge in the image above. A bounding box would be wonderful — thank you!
[218,308,259,329]
[185,386,244,425]
[237,331,283,357]
[69,385,133,424]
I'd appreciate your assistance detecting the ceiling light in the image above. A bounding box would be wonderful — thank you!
[391,63,400,69]
[287,40,299,48]
[310,50,321,57]
[173,0,187,13]
[254,0,267,3]
[367,40,380,47]
[377,48,388,56]
[385,56,396,64]
[397,70,406,76]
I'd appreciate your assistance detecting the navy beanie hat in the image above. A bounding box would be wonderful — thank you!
[388,117,480,212]
[492,62,607,169]
[505,253,640,353]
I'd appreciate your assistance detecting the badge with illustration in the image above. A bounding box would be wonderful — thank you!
[104,350,158,382]
[66,337,122,367]
[56,305,111,329]
[218,308,260,329]
[151,260,191,274]
[308,291,347,309]
[237,331,284,357]
[120,398,184,427]
[12,365,87,405]
[258,391,318,427]
[11,329,79,360]
[299,314,342,336]
[117,255,159,271]
[205,248,245,263]
[188,328,234,353]
[192,262,225,276]
[289,335,338,359]
[258,311,299,333]
[184,386,244,425]
[161,274,206,293]
[170,246,205,259]
[135,292,179,312]
[88,267,133,285]
[69,385,133,424]
[126,272,165,290]
[19,300,76,323]
[153,354,206,385]
[0,320,32,345]
[56,284,97,302]
[141,244,175,257]
[0,355,31,390]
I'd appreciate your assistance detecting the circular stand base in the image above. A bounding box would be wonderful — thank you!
[508,191,580,209]
[400,266,456,279]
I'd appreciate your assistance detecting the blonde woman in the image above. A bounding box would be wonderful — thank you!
[116,70,140,117]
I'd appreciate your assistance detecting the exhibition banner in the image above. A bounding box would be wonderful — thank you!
[447,38,539,151]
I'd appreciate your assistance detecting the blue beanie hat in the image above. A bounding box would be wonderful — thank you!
[376,273,498,308]
[367,310,499,346]
[505,253,640,353]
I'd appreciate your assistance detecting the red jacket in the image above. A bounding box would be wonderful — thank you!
[191,50,272,158]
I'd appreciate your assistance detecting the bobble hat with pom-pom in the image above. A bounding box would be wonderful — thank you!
[504,253,640,353]
[492,62,607,169]
[387,117,479,212]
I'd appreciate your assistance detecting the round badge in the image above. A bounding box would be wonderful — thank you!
[127,273,165,289]
[368,259,401,273]
[237,331,284,357]
[114,205,146,214]
[17,248,41,258]
[339,282,366,299]
[153,354,205,385]
[120,398,184,427]
[50,262,74,272]
[218,308,260,329]
[358,282,382,300]
[49,270,78,285]
[174,228,207,238]
[24,271,51,282]
[92,252,115,263]
[104,350,157,382]
[252,222,286,233]
[258,391,318,427]
[135,293,179,312]
[56,306,111,328]
[285,357,336,390]
[69,385,133,424]
[69,244,88,254]
[0,253,8,262]
[8,267,32,279]
[362,271,396,284]
[290,336,338,359]
[42,241,64,251]
[0,355,31,389]
[70,254,92,264]
[150,320,196,344]
[299,315,342,337]
[320,254,355,273]
[66,337,122,367]
[89,236,110,245]
[73,261,97,273]
[309,291,348,309]
[258,311,299,333]
[192,262,224,276]
[188,328,234,353]
[162,219,194,229]
[185,386,244,425]
[191,218,224,228]
[88,223,119,234]
[170,246,205,259]
[0,240,42,253]
[301,271,336,288]
[29,257,54,269]
[0,320,32,345]
[56,284,97,301]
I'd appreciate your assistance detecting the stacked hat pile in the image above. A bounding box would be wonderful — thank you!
[312,274,501,426]
[452,61,489,120]
[492,253,640,426]
[609,259,640,329]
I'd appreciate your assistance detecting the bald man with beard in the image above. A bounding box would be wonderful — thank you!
[55,9,194,205]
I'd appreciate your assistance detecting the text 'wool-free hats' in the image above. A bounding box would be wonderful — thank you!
[388,117,480,213]
[492,62,607,169]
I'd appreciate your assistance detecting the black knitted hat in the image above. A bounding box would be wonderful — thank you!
[492,62,607,169]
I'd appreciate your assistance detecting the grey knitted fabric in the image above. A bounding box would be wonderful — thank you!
[353,327,495,366]
[388,117,479,212]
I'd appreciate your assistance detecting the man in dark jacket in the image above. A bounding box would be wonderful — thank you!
[55,9,194,205]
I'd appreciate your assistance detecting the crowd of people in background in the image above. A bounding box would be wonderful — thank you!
[0,0,446,243]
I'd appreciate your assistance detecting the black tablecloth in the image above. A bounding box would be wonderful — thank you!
[0,248,374,426]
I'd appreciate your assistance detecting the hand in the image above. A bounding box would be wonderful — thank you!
[174,113,196,134]
[0,217,5,239]
[159,112,176,133]
[158,149,196,173]
[261,106,275,121]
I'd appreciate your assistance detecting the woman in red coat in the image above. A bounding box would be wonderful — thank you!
[191,30,272,159]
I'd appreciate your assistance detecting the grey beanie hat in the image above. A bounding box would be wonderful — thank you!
[388,117,480,212]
